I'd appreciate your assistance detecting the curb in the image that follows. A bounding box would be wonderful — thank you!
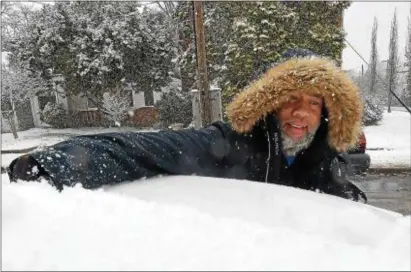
[1,147,38,154]
[367,168,411,175]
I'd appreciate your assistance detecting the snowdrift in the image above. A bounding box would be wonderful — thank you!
[2,174,410,270]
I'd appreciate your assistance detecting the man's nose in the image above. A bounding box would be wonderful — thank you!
[292,103,310,118]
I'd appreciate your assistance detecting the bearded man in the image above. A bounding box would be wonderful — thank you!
[8,49,367,202]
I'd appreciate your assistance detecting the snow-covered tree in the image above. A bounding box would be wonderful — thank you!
[1,2,40,51]
[386,9,399,113]
[349,69,384,126]
[369,17,379,94]
[127,5,174,105]
[204,2,243,86]
[152,2,180,75]
[40,102,70,129]
[1,62,49,138]
[155,90,192,128]
[362,96,384,126]
[357,16,385,120]
[101,90,132,127]
[404,4,411,106]
[283,1,350,65]
[221,2,297,105]
[9,2,174,109]
[174,1,196,93]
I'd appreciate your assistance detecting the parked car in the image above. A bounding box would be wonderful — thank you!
[344,131,371,175]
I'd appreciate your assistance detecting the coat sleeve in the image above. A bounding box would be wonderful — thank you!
[8,122,234,191]
[320,154,368,203]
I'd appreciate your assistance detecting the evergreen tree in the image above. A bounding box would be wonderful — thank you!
[175,1,196,93]
[221,2,297,105]
[361,17,386,108]
[386,9,399,113]
[283,1,350,65]
[369,17,378,94]
[404,4,411,106]
[348,69,384,126]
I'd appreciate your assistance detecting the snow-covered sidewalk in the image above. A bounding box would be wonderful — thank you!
[364,109,411,169]
[1,126,151,168]
[1,126,145,150]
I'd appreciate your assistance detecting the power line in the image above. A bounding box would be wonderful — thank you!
[344,38,411,114]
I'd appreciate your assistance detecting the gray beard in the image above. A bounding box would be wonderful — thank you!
[281,130,317,157]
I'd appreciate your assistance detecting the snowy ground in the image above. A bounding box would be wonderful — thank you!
[2,174,410,271]
[1,126,153,168]
[363,109,411,168]
[1,126,146,150]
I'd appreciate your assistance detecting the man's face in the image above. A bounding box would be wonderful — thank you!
[277,91,323,142]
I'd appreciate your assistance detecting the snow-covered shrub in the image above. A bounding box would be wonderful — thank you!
[362,96,384,126]
[155,92,192,128]
[40,102,70,128]
[101,92,131,127]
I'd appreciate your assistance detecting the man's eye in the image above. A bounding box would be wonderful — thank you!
[310,100,321,106]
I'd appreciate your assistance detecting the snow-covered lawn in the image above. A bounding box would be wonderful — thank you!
[1,126,152,168]
[2,174,410,271]
[1,126,146,149]
[364,109,411,168]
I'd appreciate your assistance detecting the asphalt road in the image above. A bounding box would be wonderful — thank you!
[351,172,411,215]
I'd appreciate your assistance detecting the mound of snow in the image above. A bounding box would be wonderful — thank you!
[2,174,410,270]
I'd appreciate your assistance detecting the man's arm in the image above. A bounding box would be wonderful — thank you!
[8,122,234,191]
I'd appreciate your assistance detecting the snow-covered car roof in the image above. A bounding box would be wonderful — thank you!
[2,174,410,270]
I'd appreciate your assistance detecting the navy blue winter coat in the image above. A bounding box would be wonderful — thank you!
[8,52,367,202]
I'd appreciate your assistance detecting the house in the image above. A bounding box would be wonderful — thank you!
[34,85,164,128]
[1,73,181,132]
[1,85,162,132]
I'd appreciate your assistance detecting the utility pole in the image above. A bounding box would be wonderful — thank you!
[192,0,212,126]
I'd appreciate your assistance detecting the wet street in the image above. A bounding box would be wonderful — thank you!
[351,172,411,215]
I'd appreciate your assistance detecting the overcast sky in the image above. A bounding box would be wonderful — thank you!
[342,1,410,72]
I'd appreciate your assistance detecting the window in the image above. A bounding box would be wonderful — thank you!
[121,89,134,108]
[86,93,100,110]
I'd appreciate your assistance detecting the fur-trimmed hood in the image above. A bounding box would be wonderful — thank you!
[226,57,363,152]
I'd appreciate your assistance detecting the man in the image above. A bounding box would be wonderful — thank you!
[8,49,367,202]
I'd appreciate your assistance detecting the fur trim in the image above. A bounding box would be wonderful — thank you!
[226,57,363,152]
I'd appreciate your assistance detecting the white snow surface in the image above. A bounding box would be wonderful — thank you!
[1,127,156,167]
[2,174,410,271]
[1,127,152,150]
[364,109,411,168]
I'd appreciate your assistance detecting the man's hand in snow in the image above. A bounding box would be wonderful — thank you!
[8,155,59,190]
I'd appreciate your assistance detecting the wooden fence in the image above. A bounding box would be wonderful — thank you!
[71,106,159,128]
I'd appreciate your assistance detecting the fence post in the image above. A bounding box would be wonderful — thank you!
[210,87,223,122]
[191,89,202,129]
